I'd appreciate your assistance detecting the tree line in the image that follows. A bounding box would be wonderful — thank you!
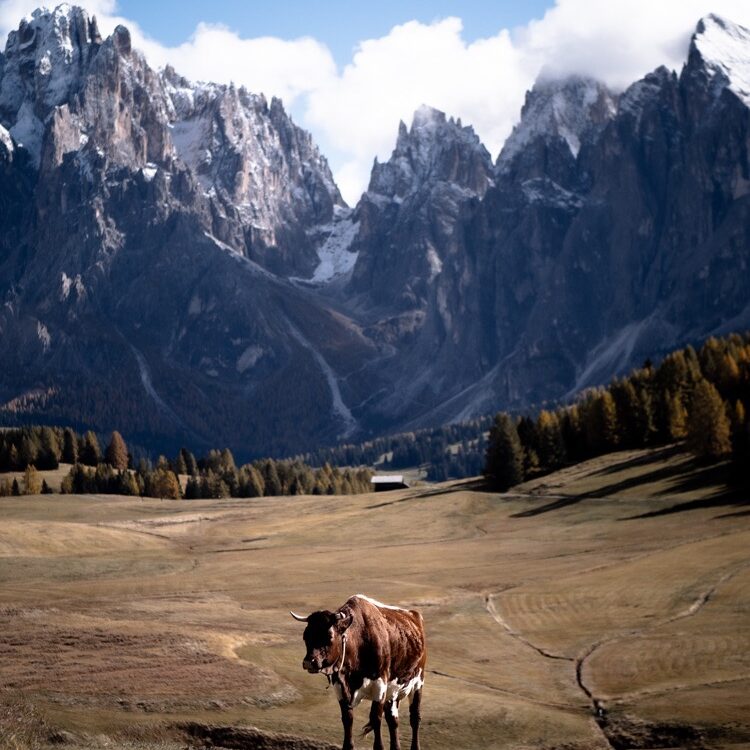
[300,417,493,481]
[485,333,750,490]
[0,426,372,499]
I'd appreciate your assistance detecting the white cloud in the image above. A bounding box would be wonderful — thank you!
[3,0,750,203]
[520,0,750,88]
[304,18,530,203]
[136,24,336,107]
[306,0,750,202]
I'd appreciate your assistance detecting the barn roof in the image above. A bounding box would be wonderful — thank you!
[371,475,404,484]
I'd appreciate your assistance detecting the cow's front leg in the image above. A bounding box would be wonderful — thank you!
[384,700,400,750]
[368,700,385,750]
[340,700,355,750]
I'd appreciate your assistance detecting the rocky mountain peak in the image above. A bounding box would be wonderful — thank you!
[368,104,493,199]
[686,14,750,106]
[0,4,102,163]
[498,74,616,171]
[162,68,343,274]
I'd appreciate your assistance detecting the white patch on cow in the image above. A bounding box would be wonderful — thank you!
[343,671,424,710]
[354,594,408,612]
[351,677,387,708]
[387,671,424,706]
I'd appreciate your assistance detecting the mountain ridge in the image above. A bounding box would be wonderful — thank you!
[0,6,749,458]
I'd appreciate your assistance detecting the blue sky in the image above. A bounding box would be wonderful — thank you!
[115,1,555,66]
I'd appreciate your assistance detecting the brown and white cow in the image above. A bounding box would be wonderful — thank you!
[291,594,426,750]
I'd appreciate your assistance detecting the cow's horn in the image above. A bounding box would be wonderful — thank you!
[335,611,347,620]
[290,611,309,622]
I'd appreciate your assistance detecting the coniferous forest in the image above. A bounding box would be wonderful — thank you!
[484,334,750,490]
[0,426,372,499]
[1,333,748,499]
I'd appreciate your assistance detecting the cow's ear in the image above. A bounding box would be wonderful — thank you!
[335,607,353,632]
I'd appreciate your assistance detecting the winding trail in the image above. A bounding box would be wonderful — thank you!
[426,668,579,712]
[484,554,750,750]
[484,593,573,662]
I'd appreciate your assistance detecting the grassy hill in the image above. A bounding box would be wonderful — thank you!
[0,446,748,750]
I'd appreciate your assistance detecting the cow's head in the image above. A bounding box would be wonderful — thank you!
[290,607,353,674]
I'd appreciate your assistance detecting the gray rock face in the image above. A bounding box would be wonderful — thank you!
[0,7,749,456]
[163,67,344,275]
[348,105,493,311]
[337,14,750,430]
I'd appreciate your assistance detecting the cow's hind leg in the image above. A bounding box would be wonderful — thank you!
[340,700,355,750]
[409,688,422,750]
[384,700,401,750]
[365,700,385,750]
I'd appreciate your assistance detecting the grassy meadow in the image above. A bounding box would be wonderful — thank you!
[0,446,748,749]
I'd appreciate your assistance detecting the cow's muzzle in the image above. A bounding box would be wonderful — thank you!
[303,658,321,673]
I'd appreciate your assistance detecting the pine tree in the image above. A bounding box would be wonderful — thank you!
[121,471,141,497]
[583,390,618,454]
[11,478,20,496]
[19,435,38,469]
[183,449,198,476]
[174,452,188,476]
[729,400,746,435]
[146,468,181,499]
[686,379,732,459]
[247,466,265,497]
[666,392,688,440]
[536,410,566,470]
[485,413,524,491]
[105,431,129,470]
[23,465,42,495]
[184,476,200,499]
[263,461,282,497]
[39,427,61,470]
[80,431,101,466]
[220,448,236,473]
[62,428,78,464]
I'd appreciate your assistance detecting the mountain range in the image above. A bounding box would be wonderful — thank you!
[1,6,749,458]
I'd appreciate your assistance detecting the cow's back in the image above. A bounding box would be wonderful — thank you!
[349,594,426,682]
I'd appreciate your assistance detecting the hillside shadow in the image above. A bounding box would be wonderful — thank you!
[510,495,584,517]
[509,455,747,520]
[365,478,485,509]
[587,445,682,477]
[509,459,694,518]
[623,462,749,519]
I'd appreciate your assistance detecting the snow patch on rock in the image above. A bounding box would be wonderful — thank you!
[36,321,51,351]
[236,345,263,373]
[0,124,14,155]
[311,209,360,283]
[142,163,157,181]
[498,75,616,167]
[8,100,44,165]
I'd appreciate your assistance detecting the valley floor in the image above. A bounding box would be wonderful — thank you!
[0,446,749,749]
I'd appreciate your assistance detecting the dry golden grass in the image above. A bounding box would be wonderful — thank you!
[0,447,748,749]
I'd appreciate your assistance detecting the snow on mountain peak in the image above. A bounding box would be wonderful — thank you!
[0,4,101,165]
[498,74,616,167]
[369,104,492,198]
[690,14,750,106]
